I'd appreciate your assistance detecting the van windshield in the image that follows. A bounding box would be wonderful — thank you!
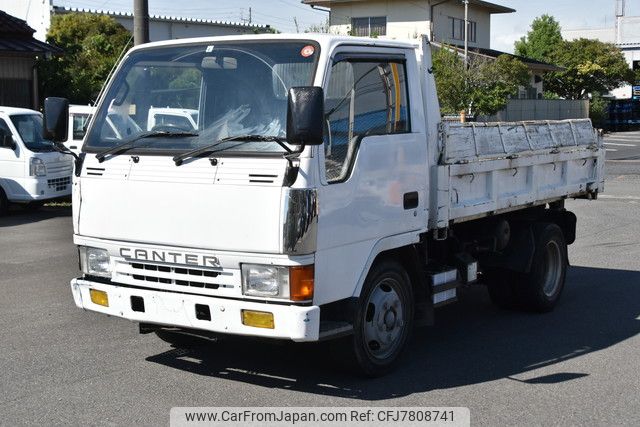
[83,40,320,155]
[10,114,55,152]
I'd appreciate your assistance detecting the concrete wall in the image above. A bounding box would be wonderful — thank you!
[478,99,590,122]
[111,17,261,42]
[328,0,492,47]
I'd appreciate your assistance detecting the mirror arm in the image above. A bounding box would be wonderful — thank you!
[282,144,305,187]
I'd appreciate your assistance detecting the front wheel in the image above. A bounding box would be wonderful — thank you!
[350,260,414,377]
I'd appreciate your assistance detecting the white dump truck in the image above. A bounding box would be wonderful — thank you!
[43,35,604,376]
[0,107,74,214]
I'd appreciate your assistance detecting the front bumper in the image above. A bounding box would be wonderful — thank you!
[70,278,320,342]
[12,176,72,202]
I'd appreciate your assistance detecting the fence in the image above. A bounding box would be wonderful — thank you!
[478,99,589,122]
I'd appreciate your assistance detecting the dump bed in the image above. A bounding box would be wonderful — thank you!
[430,119,605,228]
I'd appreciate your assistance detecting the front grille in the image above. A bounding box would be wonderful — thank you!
[130,262,221,289]
[47,176,71,191]
[47,163,73,175]
[113,260,239,297]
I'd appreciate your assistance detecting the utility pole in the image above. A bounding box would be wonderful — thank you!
[463,0,469,67]
[249,7,252,25]
[133,0,150,45]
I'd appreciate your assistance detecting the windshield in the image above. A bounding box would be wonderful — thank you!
[84,40,319,155]
[10,114,55,152]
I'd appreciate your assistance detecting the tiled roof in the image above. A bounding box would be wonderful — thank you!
[0,11,62,54]
[0,10,36,36]
[53,6,270,29]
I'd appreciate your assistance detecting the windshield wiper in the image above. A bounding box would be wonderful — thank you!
[95,130,199,163]
[173,134,289,166]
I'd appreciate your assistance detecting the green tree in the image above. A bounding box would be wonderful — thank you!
[545,38,634,99]
[432,46,530,117]
[514,15,563,62]
[38,13,132,105]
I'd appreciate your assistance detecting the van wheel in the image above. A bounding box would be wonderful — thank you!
[0,188,8,216]
[515,223,567,312]
[350,260,414,377]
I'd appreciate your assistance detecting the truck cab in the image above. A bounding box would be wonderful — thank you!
[0,107,73,214]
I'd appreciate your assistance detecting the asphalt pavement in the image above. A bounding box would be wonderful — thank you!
[604,130,640,160]
[0,150,639,426]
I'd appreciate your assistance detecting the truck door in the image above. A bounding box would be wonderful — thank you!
[314,49,428,305]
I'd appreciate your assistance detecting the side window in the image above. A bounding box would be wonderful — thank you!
[324,58,410,183]
[72,114,91,140]
[0,118,10,134]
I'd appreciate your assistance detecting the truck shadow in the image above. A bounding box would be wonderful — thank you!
[0,205,71,227]
[146,265,640,400]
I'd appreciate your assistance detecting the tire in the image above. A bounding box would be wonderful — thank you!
[23,200,44,211]
[485,268,517,309]
[349,260,414,377]
[515,222,567,312]
[0,188,8,216]
[154,329,214,348]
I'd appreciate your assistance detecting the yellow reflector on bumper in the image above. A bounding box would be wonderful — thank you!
[241,310,274,329]
[90,289,109,307]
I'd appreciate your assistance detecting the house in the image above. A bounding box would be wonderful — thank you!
[0,11,61,109]
[563,8,640,100]
[302,0,515,48]
[0,0,272,43]
[432,42,563,100]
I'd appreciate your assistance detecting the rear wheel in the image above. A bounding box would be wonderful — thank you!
[485,268,517,309]
[349,260,414,377]
[516,223,567,312]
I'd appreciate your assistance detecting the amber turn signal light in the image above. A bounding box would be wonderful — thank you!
[89,289,109,307]
[289,265,314,301]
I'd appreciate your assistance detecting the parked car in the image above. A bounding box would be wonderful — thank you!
[0,107,73,214]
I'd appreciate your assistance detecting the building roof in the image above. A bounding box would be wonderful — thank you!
[302,0,515,14]
[433,42,564,72]
[0,10,62,55]
[52,6,271,29]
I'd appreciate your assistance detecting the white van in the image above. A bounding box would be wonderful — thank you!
[147,107,198,131]
[64,105,95,154]
[0,107,73,214]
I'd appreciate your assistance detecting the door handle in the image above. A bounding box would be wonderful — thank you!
[403,192,419,209]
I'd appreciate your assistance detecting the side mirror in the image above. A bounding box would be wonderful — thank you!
[286,87,324,146]
[43,97,69,142]
[0,129,16,150]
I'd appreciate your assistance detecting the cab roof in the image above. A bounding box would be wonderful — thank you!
[0,106,40,116]
[128,33,419,54]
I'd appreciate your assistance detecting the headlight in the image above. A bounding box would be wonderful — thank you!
[241,264,314,301]
[242,264,289,298]
[29,158,47,177]
[79,247,111,278]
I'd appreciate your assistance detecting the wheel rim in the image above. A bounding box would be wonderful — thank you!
[362,277,405,361]
[542,240,562,297]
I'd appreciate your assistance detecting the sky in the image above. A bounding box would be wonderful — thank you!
[56,0,640,53]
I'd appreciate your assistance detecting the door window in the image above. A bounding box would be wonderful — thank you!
[323,57,410,182]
